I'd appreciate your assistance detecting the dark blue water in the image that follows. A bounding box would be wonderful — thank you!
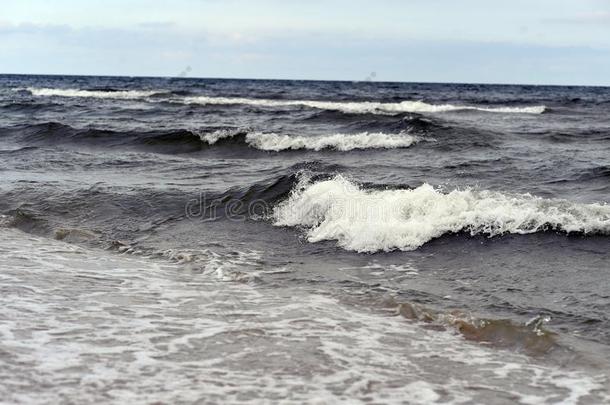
[1,74,609,403]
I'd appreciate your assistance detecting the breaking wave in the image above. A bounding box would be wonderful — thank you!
[25,87,159,99]
[2,122,418,153]
[23,88,546,114]
[206,130,419,151]
[182,95,546,115]
[273,175,610,252]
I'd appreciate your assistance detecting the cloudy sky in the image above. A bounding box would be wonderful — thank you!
[1,0,610,85]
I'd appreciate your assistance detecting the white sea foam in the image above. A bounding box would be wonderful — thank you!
[199,129,419,151]
[247,132,418,151]
[273,175,610,252]
[197,128,244,145]
[1,228,607,404]
[24,88,546,114]
[182,95,546,115]
[26,87,158,99]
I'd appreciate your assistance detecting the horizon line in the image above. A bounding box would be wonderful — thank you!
[1,72,608,88]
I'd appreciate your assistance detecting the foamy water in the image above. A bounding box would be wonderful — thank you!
[273,175,610,252]
[201,130,420,151]
[0,228,607,404]
[182,95,546,114]
[25,87,159,99]
[23,87,545,114]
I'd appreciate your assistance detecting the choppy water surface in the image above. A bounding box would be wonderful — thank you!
[0,74,609,404]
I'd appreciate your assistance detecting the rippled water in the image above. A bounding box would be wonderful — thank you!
[0,74,609,403]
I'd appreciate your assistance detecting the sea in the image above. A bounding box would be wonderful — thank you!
[0,74,609,404]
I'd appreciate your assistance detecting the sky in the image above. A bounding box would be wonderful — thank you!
[1,0,610,85]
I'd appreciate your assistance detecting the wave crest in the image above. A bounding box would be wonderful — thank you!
[4,122,417,153]
[23,88,546,114]
[182,96,546,115]
[273,176,610,252]
[25,87,158,99]
[203,130,419,151]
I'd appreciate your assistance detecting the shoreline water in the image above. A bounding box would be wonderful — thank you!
[1,227,608,404]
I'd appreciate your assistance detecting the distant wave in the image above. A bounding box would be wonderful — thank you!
[273,175,610,252]
[205,130,419,151]
[182,95,546,115]
[23,87,546,114]
[25,87,159,99]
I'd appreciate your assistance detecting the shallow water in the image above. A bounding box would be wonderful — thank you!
[1,228,608,404]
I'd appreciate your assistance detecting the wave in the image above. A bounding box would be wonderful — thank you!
[22,88,546,114]
[3,122,210,153]
[1,186,188,243]
[272,175,610,252]
[181,95,546,115]
[206,130,419,151]
[4,122,417,153]
[25,87,159,99]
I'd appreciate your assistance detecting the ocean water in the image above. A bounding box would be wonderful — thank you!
[0,74,609,404]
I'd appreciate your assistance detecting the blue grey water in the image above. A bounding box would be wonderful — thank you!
[0,74,609,404]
